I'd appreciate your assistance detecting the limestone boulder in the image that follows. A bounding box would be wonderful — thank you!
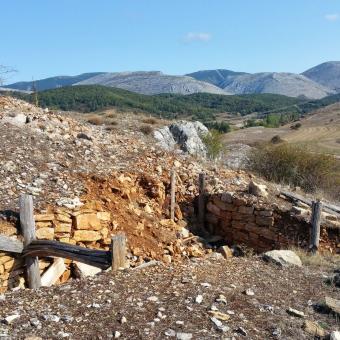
[263,250,302,267]
[154,121,208,157]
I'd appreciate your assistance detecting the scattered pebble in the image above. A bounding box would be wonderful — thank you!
[195,295,203,304]
[4,314,20,324]
[244,288,255,296]
[287,307,305,318]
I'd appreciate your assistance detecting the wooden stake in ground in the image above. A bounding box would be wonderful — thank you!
[310,200,323,254]
[170,169,176,221]
[111,234,127,271]
[198,173,206,232]
[19,194,41,289]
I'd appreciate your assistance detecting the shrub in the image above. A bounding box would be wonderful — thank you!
[205,121,231,133]
[247,143,339,198]
[290,122,302,130]
[244,119,259,128]
[105,112,117,119]
[142,117,157,125]
[270,135,284,144]
[202,130,224,160]
[87,116,104,125]
[140,125,153,135]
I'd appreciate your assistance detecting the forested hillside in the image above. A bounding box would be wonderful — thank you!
[4,85,340,125]
[7,85,302,118]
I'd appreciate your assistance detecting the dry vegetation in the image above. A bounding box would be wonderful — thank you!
[141,117,158,125]
[87,116,104,125]
[139,124,154,135]
[224,104,340,156]
[290,247,340,270]
[247,143,340,201]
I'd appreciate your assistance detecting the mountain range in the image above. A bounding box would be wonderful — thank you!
[4,61,340,99]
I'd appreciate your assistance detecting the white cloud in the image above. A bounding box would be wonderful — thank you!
[325,13,339,22]
[184,32,212,42]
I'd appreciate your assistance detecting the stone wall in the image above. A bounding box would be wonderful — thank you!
[205,192,340,253]
[0,202,114,293]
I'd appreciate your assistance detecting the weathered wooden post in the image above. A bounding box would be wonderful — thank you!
[170,169,176,221]
[111,234,127,271]
[310,200,323,254]
[198,173,206,232]
[19,194,41,289]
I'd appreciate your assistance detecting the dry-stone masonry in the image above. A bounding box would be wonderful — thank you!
[205,191,340,253]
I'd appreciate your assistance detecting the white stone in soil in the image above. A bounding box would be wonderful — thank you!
[195,295,203,304]
[330,331,340,340]
[176,333,193,340]
[4,314,20,324]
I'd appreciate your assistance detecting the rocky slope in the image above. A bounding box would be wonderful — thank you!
[220,72,334,99]
[4,73,105,92]
[6,61,340,98]
[186,69,247,88]
[188,63,340,99]
[75,71,229,95]
[0,96,340,339]
[303,61,340,93]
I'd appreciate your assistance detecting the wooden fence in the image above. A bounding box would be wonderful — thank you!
[0,194,126,289]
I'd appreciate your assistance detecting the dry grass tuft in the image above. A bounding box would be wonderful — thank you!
[270,135,284,144]
[140,125,153,135]
[105,112,117,119]
[291,247,340,270]
[87,116,104,125]
[142,117,157,125]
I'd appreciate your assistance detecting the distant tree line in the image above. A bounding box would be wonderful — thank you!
[5,85,340,130]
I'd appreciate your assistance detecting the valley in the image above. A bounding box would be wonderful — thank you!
[223,103,340,157]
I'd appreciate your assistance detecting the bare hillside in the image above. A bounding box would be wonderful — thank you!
[223,73,334,99]
[75,71,229,95]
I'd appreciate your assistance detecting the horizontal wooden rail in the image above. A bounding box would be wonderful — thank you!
[280,190,340,215]
[0,235,24,253]
[23,240,112,270]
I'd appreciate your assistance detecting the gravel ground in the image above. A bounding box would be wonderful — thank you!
[0,255,339,339]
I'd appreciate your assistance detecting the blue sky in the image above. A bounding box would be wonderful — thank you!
[1,0,340,83]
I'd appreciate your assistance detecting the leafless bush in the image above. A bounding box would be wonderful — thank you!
[0,65,16,85]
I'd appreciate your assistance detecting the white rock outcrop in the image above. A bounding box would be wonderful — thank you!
[154,121,208,157]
